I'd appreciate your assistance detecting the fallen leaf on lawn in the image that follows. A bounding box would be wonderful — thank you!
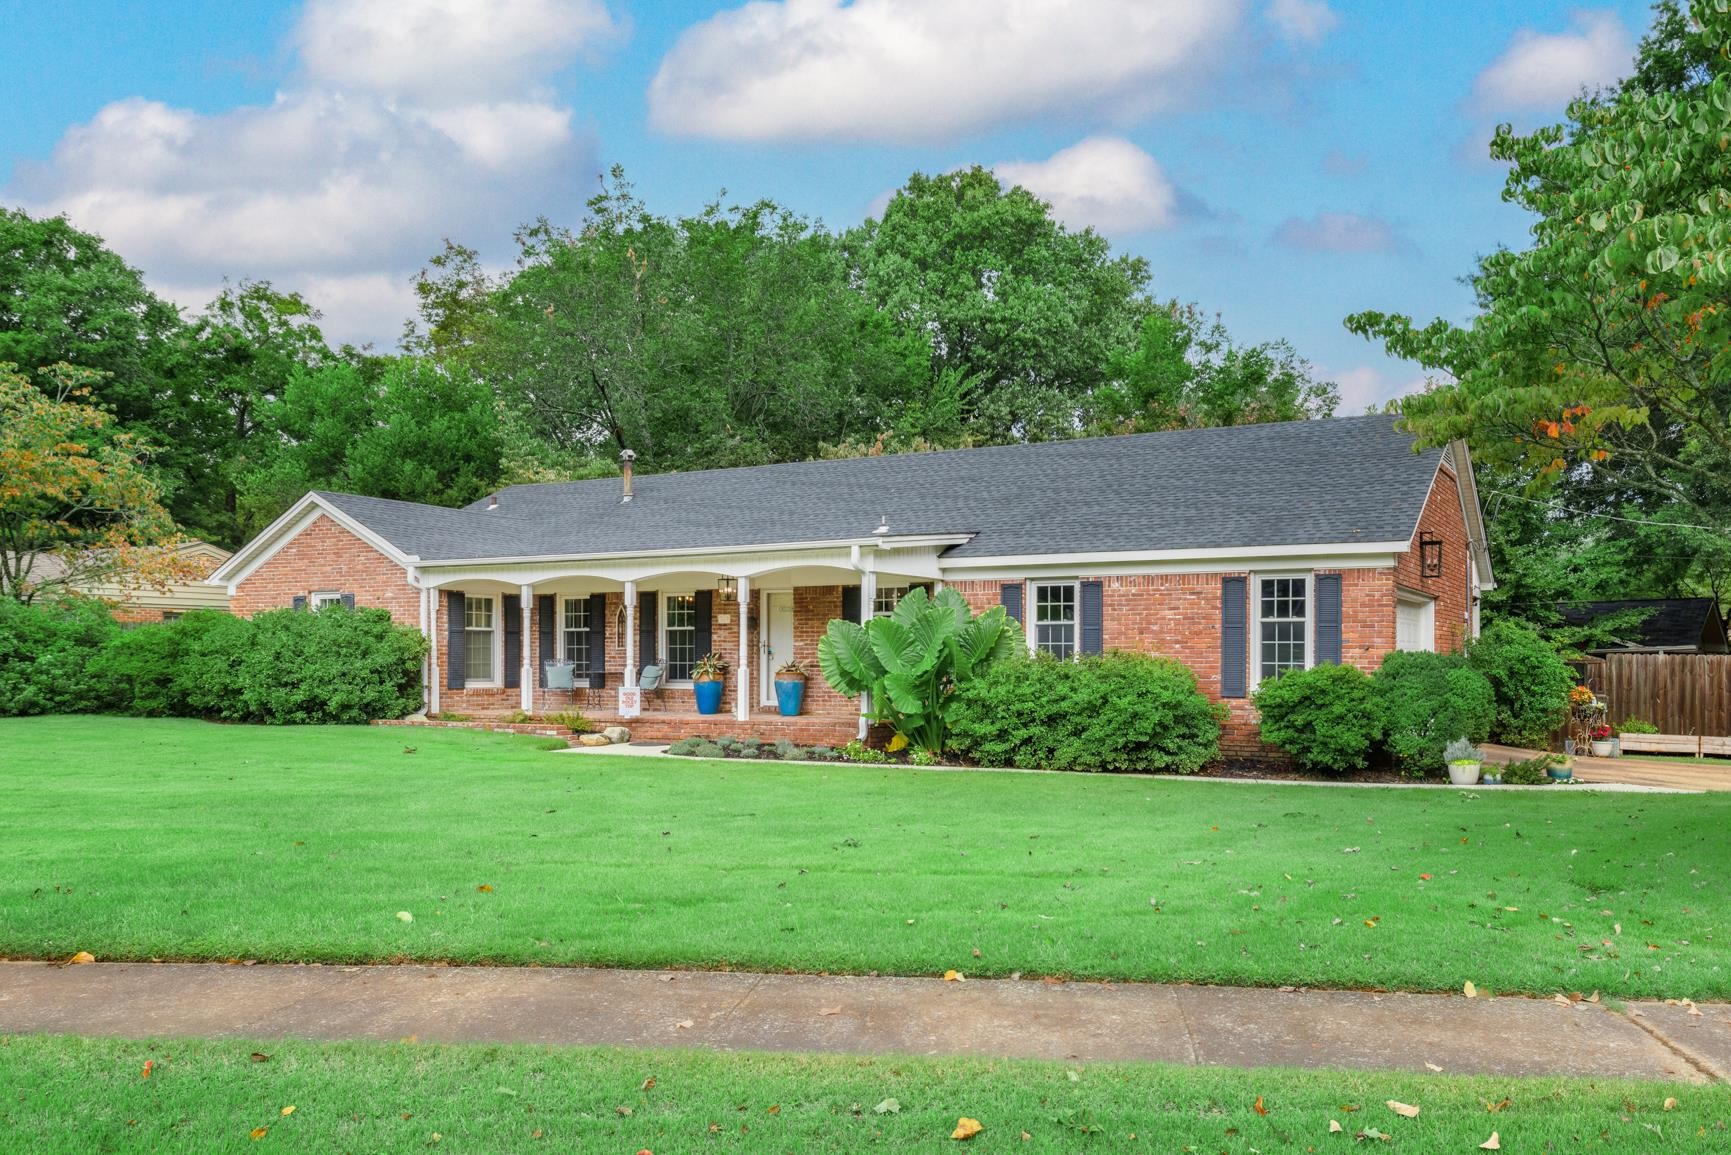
[141,1060,152,1079]
[1614,922,1621,935]
[1364,917,1381,928]
[281,1106,295,1116]
[1329,1120,1343,1133]
[1553,994,1573,1007]
[1664,1097,1678,1111]
[1503,907,1519,913]
[1343,847,1360,853]
[944,970,964,982]
[616,1105,633,1116]
[874,1099,900,1115]
[818,1007,842,1016]
[1253,1095,1268,1116]
[1386,1100,1420,1118]
[1424,1062,1443,1072]
[1419,873,1432,881]
[1340,1104,1361,1113]
[972,948,982,958]
[1358,1127,1390,1141]
[250,1052,270,1063]
[1588,991,1600,1003]
[396,911,414,923]
[250,1128,268,1140]
[640,1076,656,1091]
[951,1117,983,1140]
[1481,1132,1501,1150]
[476,885,493,892]
[1464,981,1478,998]
[67,951,95,965]
[674,1020,693,1030]
[1021,1130,1032,1141]
[767,1105,781,1115]
[1485,1098,1511,1113]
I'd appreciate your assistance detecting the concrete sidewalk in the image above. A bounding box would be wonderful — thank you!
[2,962,1725,1083]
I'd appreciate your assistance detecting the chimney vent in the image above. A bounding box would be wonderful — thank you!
[486,493,499,511]
[873,515,890,536]
[620,449,636,503]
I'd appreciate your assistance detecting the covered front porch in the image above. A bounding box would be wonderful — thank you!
[415,538,950,741]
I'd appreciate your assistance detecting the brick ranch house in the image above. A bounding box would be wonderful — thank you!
[207,415,1493,755]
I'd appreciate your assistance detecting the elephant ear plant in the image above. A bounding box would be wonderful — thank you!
[817,586,1019,755]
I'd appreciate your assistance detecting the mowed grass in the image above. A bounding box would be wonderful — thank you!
[1,717,1727,999]
[2,1034,1727,1153]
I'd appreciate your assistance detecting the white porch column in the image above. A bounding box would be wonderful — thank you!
[735,575,751,722]
[519,584,534,714]
[427,585,441,716]
[858,568,877,739]
[623,579,637,686]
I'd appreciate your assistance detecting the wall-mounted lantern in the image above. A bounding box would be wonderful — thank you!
[1420,535,1444,579]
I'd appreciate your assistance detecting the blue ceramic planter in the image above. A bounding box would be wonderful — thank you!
[694,677,724,715]
[775,677,806,717]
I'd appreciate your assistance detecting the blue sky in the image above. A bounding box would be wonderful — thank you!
[0,0,1660,409]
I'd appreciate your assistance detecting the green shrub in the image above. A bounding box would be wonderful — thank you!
[1617,717,1660,734]
[946,651,1225,774]
[230,607,426,724]
[1252,664,1383,773]
[88,613,233,716]
[546,710,592,733]
[1501,753,1563,785]
[0,597,119,716]
[839,739,889,763]
[1466,619,1576,747]
[1372,651,1495,775]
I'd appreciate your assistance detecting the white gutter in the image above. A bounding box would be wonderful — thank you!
[418,533,972,569]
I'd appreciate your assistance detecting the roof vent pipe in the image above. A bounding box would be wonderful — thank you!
[874,515,890,536]
[486,493,498,510]
[620,449,636,503]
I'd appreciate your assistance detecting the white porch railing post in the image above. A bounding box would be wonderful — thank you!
[520,584,533,715]
[624,580,637,686]
[858,568,877,740]
[427,585,441,716]
[735,575,750,722]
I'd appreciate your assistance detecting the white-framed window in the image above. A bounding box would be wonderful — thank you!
[310,590,344,610]
[561,597,592,671]
[873,585,909,616]
[1256,574,1310,684]
[1029,581,1079,659]
[464,594,497,684]
[663,593,697,682]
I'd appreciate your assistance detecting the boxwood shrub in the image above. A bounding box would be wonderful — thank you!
[946,651,1225,773]
[1372,650,1495,774]
[0,596,118,716]
[1465,618,1575,747]
[1252,663,1383,773]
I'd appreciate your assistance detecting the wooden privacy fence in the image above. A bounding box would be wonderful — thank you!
[1596,653,1731,737]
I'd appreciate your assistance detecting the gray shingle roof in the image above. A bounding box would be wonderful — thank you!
[316,415,1441,563]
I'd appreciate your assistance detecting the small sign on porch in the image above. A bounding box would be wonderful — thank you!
[616,686,642,718]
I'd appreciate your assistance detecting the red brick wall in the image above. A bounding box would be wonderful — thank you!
[1394,462,1474,654]
[231,513,418,625]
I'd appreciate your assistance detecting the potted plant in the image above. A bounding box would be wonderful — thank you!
[1588,724,1614,757]
[1444,737,1484,786]
[774,659,808,717]
[1480,764,1503,785]
[692,652,729,715]
[1547,756,1574,782]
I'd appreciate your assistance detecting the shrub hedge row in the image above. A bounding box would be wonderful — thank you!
[0,599,426,724]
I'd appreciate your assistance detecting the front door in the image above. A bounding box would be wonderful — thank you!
[761,591,796,704]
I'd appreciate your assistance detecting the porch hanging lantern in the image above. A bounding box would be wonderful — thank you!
[1419,534,1443,579]
[715,576,738,596]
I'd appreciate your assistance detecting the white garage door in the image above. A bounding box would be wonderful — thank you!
[1396,596,1436,652]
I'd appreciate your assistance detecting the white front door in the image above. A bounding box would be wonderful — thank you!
[761,591,796,703]
[1396,594,1436,652]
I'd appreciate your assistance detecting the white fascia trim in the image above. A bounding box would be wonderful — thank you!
[939,540,1410,571]
[206,493,419,593]
[942,551,1402,582]
[418,533,973,569]
[1447,439,1497,591]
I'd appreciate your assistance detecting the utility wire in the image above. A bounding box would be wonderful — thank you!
[1484,488,1728,534]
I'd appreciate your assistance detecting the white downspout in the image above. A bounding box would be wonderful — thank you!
[624,579,637,686]
[857,564,877,741]
[735,575,751,723]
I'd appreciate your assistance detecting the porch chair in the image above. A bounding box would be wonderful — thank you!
[638,663,666,711]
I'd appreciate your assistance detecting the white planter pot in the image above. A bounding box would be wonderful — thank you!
[1590,740,1614,757]
[1448,761,1482,786]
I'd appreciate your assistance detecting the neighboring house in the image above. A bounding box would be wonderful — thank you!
[1558,598,1730,655]
[16,540,232,622]
[208,415,1493,755]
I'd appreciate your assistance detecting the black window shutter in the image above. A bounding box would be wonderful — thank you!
[537,595,556,686]
[586,592,607,670]
[1314,573,1342,666]
[446,590,466,690]
[910,581,934,599]
[639,590,658,667]
[1080,580,1104,655]
[1000,582,1024,624]
[340,593,356,610]
[502,594,522,689]
[841,585,861,623]
[291,595,307,611]
[693,589,714,657]
[1220,576,1248,699]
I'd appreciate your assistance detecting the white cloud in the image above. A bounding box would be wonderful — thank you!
[995,137,1177,236]
[1330,365,1435,412]
[648,0,1246,143]
[1266,0,1337,45]
[1472,11,1631,112]
[1274,211,1399,253]
[7,0,610,348]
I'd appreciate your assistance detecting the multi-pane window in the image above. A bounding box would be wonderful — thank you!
[464,595,496,683]
[562,598,591,671]
[310,591,343,610]
[1258,576,1308,682]
[664,594,697,681]
[1032,582,1078,659]
[873,585,908,616]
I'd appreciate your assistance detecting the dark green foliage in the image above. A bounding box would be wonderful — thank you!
[211,607,426,725]
[1372,652,1496,775]
[1466,618,1576,747]
[1251,664,1384,773]
[1617,717,1660,734]
[86,610,233,716]
[0,597,118,715]
[1500,754,1564,785]
[946,652,1225,774]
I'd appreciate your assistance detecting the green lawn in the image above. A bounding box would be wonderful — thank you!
[1,1034,1725,1153]
[1,716,1727,999]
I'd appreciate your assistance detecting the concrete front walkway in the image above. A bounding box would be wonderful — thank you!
[2,962,1724,1083]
